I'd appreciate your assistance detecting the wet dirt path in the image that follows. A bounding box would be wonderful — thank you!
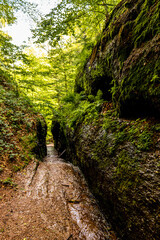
[0,145,115,240]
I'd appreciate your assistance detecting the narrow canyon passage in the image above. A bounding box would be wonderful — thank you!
[0,145,115,240]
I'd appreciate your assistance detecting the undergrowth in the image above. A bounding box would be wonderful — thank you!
[52,90,159,155]
[52,90,160,218]
[0,74,45,184]
[52,90,103,130]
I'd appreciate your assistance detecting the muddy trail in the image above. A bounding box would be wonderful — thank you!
[0,145,116,240]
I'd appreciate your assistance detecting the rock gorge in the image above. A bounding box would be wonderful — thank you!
[52,0,160,239]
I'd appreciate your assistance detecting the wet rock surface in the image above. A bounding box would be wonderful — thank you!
[0,145,115,240]
[52,116,160,240]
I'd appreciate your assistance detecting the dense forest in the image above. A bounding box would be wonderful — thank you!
[1,0,120,140]
[0,0,160,239]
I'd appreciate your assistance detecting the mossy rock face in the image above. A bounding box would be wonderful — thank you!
[52,0,160,238]
[51,119,67,155]
[52,109,160,240]
[75,0,160,118]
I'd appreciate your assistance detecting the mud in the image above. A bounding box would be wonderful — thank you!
[0,145,115,240]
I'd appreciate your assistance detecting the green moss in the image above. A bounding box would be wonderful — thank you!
[76,0,160,118]
[115,150,140,193]
[0,177,17,188]
[133,0,160,47]
[52,1,160,238]
[107,2,128,40]
[52,96,160,240]
[114,50,160,117]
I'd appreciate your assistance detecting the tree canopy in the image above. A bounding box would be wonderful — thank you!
[0,0,120,139]
[33,0,119,45]
[0,0,38,26]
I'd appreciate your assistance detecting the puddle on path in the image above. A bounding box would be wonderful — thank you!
[0,145,116,240]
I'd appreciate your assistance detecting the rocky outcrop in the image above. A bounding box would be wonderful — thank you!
[33,118,47,160]
[52,111,160,240]
[75,0,160,118]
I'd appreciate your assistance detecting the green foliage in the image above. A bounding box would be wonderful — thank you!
[0,30,20,77]
[20,133,37,152]
[102,115,154,154]
[12,165,21,172]
[55,90,103,129]
[133,0,160,48]
[53,90,156,157]
[0,0,38,25]
[0,73,47,181]
[13,40,78,140]
[73,0,160,118]
[31,0,121,101]
[95,89,103,100]
[0,0,121,144]
[33,0,119,45]
[0,178,17,187]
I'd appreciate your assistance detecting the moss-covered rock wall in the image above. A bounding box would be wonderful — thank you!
[52,0,160,239]
[52,107,160,240]
[75,0,160,118]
